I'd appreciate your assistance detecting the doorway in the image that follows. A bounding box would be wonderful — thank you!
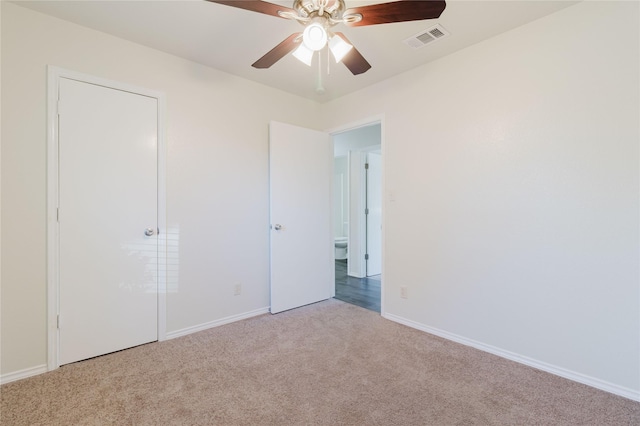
[332,123,382,312]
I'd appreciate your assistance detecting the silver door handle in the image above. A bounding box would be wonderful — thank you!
[144,228,155,236]
[274,224,282,230]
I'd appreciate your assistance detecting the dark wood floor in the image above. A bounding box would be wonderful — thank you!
[334,260,381,312]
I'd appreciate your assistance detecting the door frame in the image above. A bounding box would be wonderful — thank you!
[327,114,385,314]
[365,151,382,277]
[46,66,167,370]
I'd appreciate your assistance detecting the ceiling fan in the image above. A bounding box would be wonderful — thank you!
[206,0,446,75]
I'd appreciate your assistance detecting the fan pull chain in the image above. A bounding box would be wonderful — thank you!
[316,51,325,94]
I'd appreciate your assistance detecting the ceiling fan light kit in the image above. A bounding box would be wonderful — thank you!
[328,33,353,63]
[294,30,353,66]
[302,22,328,51]
[207,0,446,85]
[292,43,314,66]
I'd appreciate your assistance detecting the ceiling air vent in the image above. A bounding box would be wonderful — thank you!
[404,24,450,49]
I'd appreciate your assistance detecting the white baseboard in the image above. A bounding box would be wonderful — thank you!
[1,308,269,384]
[382,313,640,402]
[165,306,270,340]
[0,364,48,385]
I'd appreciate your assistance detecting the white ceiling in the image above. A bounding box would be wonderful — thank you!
[13,0,578,102]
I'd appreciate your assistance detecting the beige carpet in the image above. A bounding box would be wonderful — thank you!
[2,299,639,425]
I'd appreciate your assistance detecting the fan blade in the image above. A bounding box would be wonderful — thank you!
[344,0,446,27]
[252,33,302,69]
[205,0,296,18]
[334,32,371,75]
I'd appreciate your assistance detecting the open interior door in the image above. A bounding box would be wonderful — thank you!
[269,121,334,314]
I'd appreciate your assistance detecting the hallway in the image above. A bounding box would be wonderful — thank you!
[334,260,380,312]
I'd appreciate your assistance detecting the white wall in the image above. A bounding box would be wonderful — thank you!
[0,1,3,379]
[322,1,639,397]
[0,3,320,376]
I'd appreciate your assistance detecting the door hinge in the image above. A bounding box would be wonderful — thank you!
[56,315,60,329]
[365,163,369,169]
[365,208,369,215]
[57,99,62,116]
[56,208,60,222]
[365,254,369,260]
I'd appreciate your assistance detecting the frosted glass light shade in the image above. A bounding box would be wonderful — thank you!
[303,23,328,51]
[329,34,353,63]
[293,44,314,66]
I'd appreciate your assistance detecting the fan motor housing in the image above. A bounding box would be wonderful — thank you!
[293,0,346,20]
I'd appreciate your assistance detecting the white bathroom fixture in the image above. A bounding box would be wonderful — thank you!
[334,236,348,260]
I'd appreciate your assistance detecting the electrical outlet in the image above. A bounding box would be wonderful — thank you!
[234,283,242,296]
[400,286,408,299]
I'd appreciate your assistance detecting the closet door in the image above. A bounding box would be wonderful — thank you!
[58,77,158,365]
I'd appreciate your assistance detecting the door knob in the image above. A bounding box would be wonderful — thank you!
[144,228,155,236]
[274,224,282,230]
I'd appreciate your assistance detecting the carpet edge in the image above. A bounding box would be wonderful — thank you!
[383,312,640,402]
